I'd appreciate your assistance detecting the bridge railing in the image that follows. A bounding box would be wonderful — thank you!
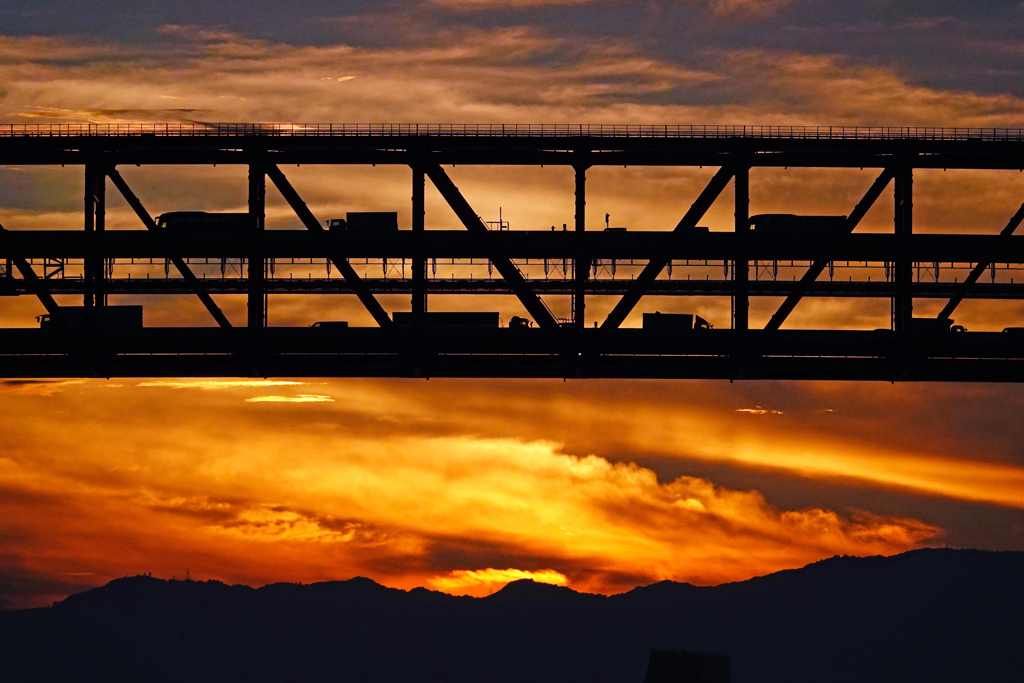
[2,123,1024,142]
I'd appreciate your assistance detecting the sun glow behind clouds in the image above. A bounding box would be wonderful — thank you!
[430,568,569,596]
[139,380,307,389]
[246,395,336,403]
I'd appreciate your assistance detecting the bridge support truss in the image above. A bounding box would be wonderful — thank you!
[4,123,1024,380]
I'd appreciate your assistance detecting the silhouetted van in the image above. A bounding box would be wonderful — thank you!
[642,312,713,331]
[38,305,143,329]
[156,212,255,232]
[749,214,846,233]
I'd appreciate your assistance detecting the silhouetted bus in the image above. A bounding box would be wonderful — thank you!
[642,312,713,331]
[749,214,847,233]
[156,212,255,231]
[326,212,399,231]
[38,305,143,329]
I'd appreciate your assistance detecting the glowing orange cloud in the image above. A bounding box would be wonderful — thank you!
[0,379,945,607]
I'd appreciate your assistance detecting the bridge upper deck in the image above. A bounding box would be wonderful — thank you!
[3,123,1024,168]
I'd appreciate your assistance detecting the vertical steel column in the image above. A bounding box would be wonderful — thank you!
[84,162,106,308]
[734,168,749,331]
[573,164,588,328]
[248,165,266,329]
[412,167,426,316]
[894,165,913,332]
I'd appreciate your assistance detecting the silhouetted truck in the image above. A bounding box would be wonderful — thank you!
[643,312,713,331]
[327,212,399,231]
[393,312,499,328]
[156,212,255,231]
[643,649,730,683]
[38,305,143,329]
[908,317,965,333]
[750,214,847,233]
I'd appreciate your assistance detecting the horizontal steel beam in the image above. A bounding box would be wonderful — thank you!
[7,230,1024,263]
[6,278,1024,299]
[2,328,1024,381]
[4,134,1024,169]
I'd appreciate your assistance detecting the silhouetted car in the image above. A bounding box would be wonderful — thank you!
[509,316,533,329]
[310,321,349,329]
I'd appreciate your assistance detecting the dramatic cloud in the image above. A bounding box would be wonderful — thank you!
[0,379,947,607]
[4,25,1024,126]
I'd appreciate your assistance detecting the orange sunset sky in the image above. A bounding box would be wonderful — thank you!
[3,0,1024,609]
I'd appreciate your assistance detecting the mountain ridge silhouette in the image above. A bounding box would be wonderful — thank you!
[2,548,1021,682]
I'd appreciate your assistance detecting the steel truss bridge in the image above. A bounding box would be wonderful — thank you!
[3,123,1024,381]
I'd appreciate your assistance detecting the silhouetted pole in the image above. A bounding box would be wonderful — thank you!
[84,161,106,309]
[734,168,749,331]
[894,165,913,332]
[412,167,426,317]
[573,162,589,328]
[248,164,266,329]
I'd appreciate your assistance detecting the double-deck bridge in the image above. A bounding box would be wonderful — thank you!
[2,123,1024,380]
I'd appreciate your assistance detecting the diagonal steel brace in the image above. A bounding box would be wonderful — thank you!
[0,224,67,328]
[764,168,895,331]
[107,168,233,329]
[937,203,1024,321]
[265,164,393,328]
[423,164,559,330]
[601,165,736,330]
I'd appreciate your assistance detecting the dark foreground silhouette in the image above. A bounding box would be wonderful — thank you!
[645,649,730,683]
[2,549,1022,682]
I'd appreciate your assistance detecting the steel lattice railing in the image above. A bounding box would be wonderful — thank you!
[2,122,1024,142]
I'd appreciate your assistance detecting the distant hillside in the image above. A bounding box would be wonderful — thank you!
[2,549,1022,683]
